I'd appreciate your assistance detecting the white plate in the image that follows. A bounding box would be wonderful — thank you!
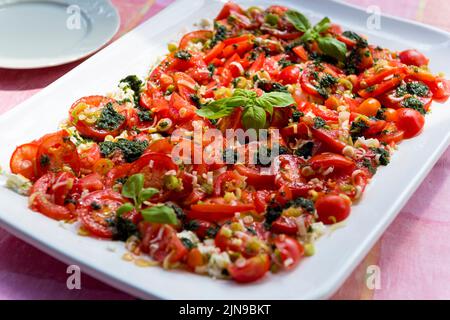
[0,0,449,300]
[0,0,119,69]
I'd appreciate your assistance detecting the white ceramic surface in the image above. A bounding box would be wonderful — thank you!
[0,0,449,299]
[0,0,119,69]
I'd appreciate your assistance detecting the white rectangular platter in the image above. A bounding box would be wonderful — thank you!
[0,0,449,299]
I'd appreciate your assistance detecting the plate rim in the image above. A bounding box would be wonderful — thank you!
[0,0,449,300]
[0,0,120,69]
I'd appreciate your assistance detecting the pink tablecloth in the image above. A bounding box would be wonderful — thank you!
[0,0,449,300]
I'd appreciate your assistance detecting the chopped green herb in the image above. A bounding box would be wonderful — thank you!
[294,141,314,159]
[313,116,327,129]
[174,50,192,60]
[100,139,149,163]
[401,96,426,114]
[96,103,125,131]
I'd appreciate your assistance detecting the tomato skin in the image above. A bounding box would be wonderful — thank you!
[278,65,300,85]
[129,152,178,190]
[36,131,80,177]
[309,152,355,174]
[273,155,309,198]
[271,216,298,235]
[228,254,270,283]
[179,30,213,49]
[399,49,429,67]
[189,202,255,222]
[213,171,245,196]
[29,173,73,221]
[79,143,101,173]
[429,78,450,103]
[139,222,188,263]
[234,165,275,189]
[292,45,308,61]
[104,163,132,188]
[316,194,351,225]
[77,189,125,238]
[52,172,76,206]
[69,96,126,141]
[273,235,304,269]
[253,190,271,213]
[72,173,104,195]
[10,143,39,181]
[310,127,347,153]
[356,98,381,117]
[395,108,425,139]
[216,1,245,20]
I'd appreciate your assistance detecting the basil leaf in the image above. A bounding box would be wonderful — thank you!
[141,205,178,225]
[196,96,247,119]
[139,188,159,203]
[234,88,257,100]
[300,28,316,42]
[316,36,347,61]
[286,10,311,32]
[122,174,144,203]
[242,105,266,130]
[116,203,134,217]
[256,98,274,116]
[313,17,331,33]
[256,91,295,108]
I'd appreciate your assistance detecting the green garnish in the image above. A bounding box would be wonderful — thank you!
[96,103,125,131]
[116,174,178,225]
[196,89,295,130]
[99,139,149,163]
[174,50,192,60]
[286,10,347,61]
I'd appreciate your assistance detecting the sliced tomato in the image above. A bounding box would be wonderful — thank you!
[204,42,225,64]
[309,153,355,175]
[139,222,188,263]
[395,108,425,139]
[77,189,125,238]
[399,49,429,67]
[51,171,76,206]
[278,65,300,85]
[253,190,271,213]
[79,143,101,173]
[228,254,270,283]
[189,201,255,222]
[179,30,213,49]
[310,127,346,154]
[29,173,73,221]
[271,216,298,235]
[216,1,245,20]
[273,235,304,269]
[69,96,126,141]
[36,131,80,177]
[73,173,104,195]
[213,170,246,196]
[104,163,132,188]
[429,77,450,103]
[234,164,275,188]
[272,155,309,197]
[316,194,351,225]
[147,138,174,154]
[10,143,39,180]
[129,152,178,198]
[169,92,197,123]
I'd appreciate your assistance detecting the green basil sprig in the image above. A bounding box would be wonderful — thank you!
[116,174,177,225]
[286,10,347,61]
[196,89,295,130]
